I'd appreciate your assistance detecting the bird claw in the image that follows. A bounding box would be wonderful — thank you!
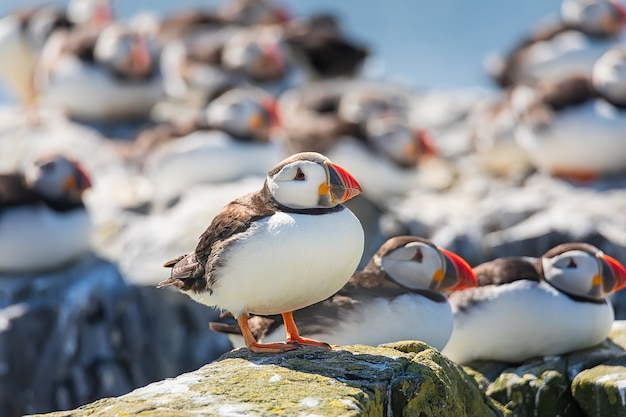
[286,337,331,349]
[247,342,299,353]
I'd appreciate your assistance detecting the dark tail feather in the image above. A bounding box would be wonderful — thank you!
[209,321,242,335]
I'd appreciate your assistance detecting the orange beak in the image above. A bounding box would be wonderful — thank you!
[263,97,281,127]
[415,128,437,157]
[131,39,152,77]
[600,253,626,293]
[440,248,477,291]
[324,162,362,204]
[613,1,626,24]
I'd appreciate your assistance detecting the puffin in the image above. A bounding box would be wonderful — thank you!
[0,154,93,274]
[159,22,293,103]
[131,86,284,196]
[487,0,626,88]
[158,152,365,353]
[513,46,626,181]
[442,242,626,363]
[217,0,290,26]
[36,21,162,124]
[210,236,477,350]
[467,93,534,178]
[0,0,112,108]
[281,13,369,80]
[279,79,435,202]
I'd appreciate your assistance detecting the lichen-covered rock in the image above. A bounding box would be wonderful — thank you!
[572,357,626,417]
[33,342,506,417]
[463,321,626,417]
[0,256,231,417]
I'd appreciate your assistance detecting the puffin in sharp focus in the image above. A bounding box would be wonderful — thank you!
[442,242,626,363]
[158,152,364,353]
[488,0,626,88]
[513,46,626,181]
[0,154,93,274]
[210,236,477,350]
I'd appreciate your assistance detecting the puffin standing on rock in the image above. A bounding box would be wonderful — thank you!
[442,242,626,363]
[210,236,477,350]
[158,152,365,353]
[0,154,93,274]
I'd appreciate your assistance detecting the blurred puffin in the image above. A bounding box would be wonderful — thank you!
[131,86,283,197]
[160,23,292,103]
[279,79,435,202]
[37,21,162,124]
[443,242,626,363]
[513,46,626,181]
[210,236,477,350]
[0,0,112,109]
[0,154,93,274]
[487,0,626,88]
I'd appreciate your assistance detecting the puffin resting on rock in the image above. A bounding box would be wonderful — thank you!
[443,242,626,363]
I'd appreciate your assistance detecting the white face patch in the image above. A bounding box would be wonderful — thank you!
[542,250,601,298]
[267,160,328,209]
[380,242,443,290]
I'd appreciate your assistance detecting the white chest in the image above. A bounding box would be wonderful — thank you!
[0,206,92,273]
[443,280,614,363]
[191,209,364,317]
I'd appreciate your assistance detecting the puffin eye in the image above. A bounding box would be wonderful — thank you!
[39,161,56,172]
[566,258,577,268]
[293,168,306,181]
[410,248,424,263]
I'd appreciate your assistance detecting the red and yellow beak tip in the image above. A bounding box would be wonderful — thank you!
[441,248,477,291]
[326,162,362,203]
[601,253,626,293]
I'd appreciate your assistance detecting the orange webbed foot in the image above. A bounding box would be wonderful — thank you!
[286,335,331,349]
[247,342,299,353]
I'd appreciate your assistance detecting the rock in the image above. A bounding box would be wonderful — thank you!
[570,322,626,417]
[463,321,626,417]
[572,357,626,417]
[0,256,231,417]
[32,342,507,417]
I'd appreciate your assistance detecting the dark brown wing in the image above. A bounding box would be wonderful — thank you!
[473,257,540,286]
[284,13,368,78]
[492,23,569,88]
[0,174,39,210]
[159,186,277,293]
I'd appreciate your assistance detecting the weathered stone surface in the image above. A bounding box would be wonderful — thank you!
[572,357,626,417]
[0,256,231,417]
[32,342,506,417]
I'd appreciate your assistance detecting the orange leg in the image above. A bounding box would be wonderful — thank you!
[237,314,297,353]
[282,311,331,348]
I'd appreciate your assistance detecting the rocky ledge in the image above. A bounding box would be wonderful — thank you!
[32,321,626,417]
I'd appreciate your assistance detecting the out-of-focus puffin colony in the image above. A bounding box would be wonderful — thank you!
[1,0,626,281]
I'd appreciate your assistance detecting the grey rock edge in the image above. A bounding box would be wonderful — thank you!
[30,322,626,417]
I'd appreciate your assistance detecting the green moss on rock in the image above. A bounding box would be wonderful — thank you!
[572,356,626,417]
[32,342,502,417]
